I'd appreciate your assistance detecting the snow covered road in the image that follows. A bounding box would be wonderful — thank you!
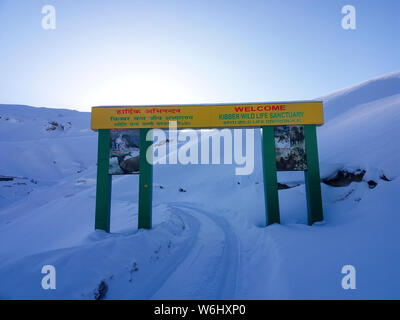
[152,203,240,299]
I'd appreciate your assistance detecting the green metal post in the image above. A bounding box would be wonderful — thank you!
[304,125,324,225]
[95,129,112,232]
[261,126,280,226]
[138,128,153,229]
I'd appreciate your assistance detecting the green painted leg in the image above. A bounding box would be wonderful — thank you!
[304,125,324,225]
[261,126,280,226]
[138,128,153,229]
[95,129,112,232]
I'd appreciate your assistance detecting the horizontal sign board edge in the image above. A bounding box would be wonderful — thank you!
[92,101,323,109]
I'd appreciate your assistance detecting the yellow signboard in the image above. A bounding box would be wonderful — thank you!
[91,101,323,130]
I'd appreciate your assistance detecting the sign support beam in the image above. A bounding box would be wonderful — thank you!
[138,128,153,229]
[261,126,280,225]
[95,129,112,232]
[92,102,325,232]
[304,125,324,225]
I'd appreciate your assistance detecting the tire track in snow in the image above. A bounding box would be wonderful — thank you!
[151,202,240,299]
[135,212,201,299]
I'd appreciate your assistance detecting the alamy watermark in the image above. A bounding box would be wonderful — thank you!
[341,5,356,30]
[41,265,56,290]
[145,121,255,175]
[40,4,356,31]
[341,265,356,290]
[41,5,56,30]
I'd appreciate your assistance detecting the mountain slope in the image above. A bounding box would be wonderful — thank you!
[318,70,400,123]
[0,71,399,299]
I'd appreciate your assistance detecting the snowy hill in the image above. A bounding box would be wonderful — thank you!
[0,105,96,209]
[318,71,400,180]
[0,71,400,299]
[319,71,400,123]
[0,105,96,181]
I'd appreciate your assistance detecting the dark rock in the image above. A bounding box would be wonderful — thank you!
[0,176,14,181]
[94,280,108,300]
[380,174,392,182]
[367,180,378,189]
[278,183,300,190]
[46,121,70,131]
[46,121,59,131]
[278,183,291,190]
[131,262,138,272]
[323,169,366,187]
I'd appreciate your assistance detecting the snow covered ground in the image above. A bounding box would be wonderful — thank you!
[0,71,399,299]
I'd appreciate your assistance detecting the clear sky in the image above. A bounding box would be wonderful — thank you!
[0,0,399,111]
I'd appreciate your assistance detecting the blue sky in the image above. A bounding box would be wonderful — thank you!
[0,0,399,111]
